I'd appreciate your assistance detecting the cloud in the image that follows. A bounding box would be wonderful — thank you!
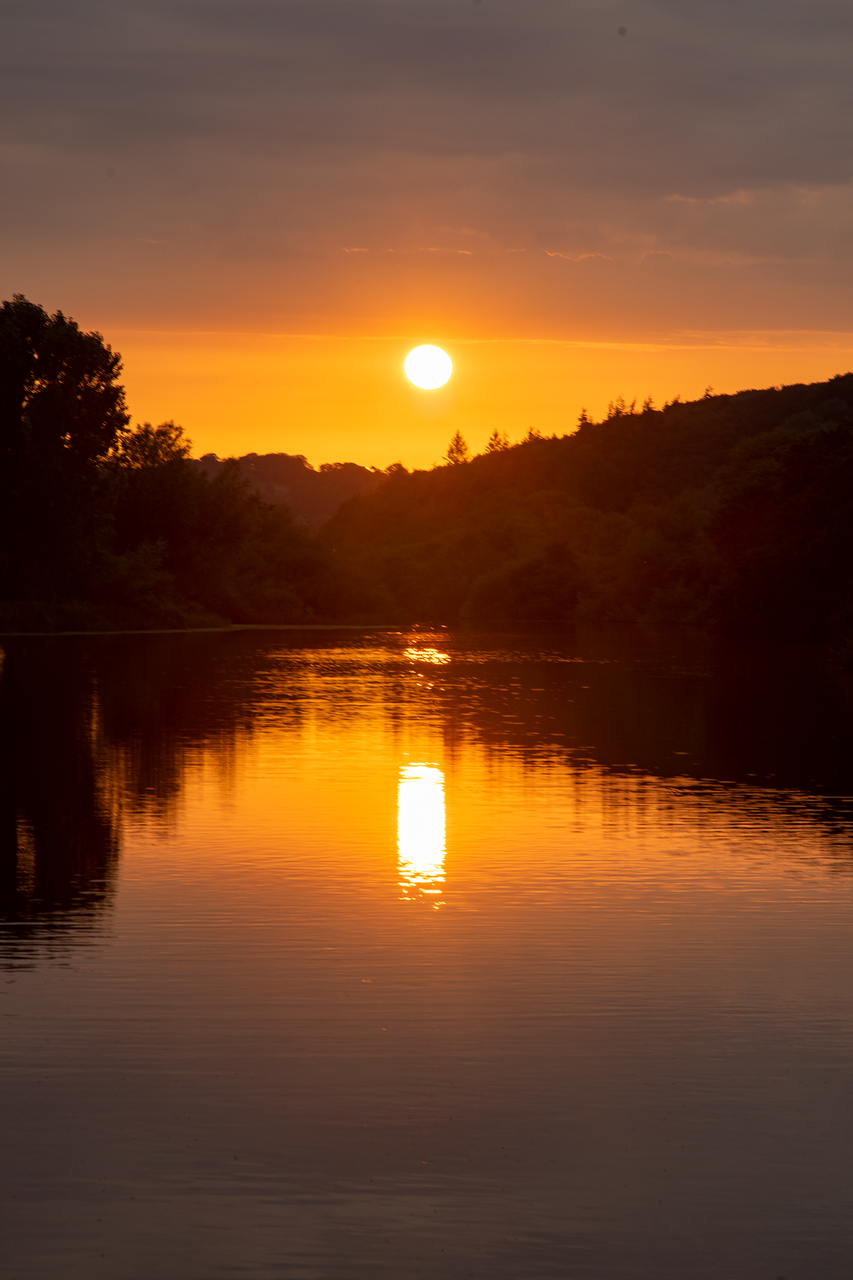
[2,0,852,330]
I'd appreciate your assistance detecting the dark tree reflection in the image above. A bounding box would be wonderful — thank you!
[0,631,279,957]
[94,633,264,822]
[0,629,311,962]
[0,642,118,950]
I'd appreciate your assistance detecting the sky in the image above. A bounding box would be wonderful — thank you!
[3,0,853,468]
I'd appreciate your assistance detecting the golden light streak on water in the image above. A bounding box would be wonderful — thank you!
[397,763,446,904]
[402,646,450,664]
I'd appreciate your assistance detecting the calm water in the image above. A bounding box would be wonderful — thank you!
[1,627,852,1280]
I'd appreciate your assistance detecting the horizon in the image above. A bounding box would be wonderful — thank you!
[162,360,853,472]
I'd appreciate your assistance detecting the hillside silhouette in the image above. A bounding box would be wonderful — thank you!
[1,294,852,637]
[326,377,853,636]
[195,452,379,531]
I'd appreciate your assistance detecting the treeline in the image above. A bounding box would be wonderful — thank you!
[0,295,352,629]
[2,293,852,637]
[326,377,853,637]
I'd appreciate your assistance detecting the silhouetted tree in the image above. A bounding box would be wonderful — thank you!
[111,419,191,469]
[0,298,355,628]
[605,396,635,420]
[485,429,510,452]
[107,421,347,624]
[445,431,470,465]
[0,294,129,603]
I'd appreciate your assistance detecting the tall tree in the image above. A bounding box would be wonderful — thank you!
[445,430,470,465]
[485,429,510,453]
[0,295,129,600]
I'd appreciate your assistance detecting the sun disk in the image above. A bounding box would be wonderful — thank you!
[404,345,452,390]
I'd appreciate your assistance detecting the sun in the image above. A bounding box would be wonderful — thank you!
[404,345,452,390]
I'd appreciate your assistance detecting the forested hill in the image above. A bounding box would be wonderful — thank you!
[195,452,379,531]
[325,374,853,637]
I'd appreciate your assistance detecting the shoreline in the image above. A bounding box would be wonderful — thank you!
[0,622,400,638]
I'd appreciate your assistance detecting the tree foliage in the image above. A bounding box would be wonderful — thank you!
[326,374,853,636]
[485,429,510,453]
[0,297,351,629]
[0,294,128,466]
[0,295,129,603]
[445,431,470,465]
[106,433,348,624]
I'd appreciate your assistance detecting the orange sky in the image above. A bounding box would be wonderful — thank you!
[4,1,853,469]
[109,327,853,470]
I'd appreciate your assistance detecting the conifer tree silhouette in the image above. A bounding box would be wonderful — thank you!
[445,431,470,465]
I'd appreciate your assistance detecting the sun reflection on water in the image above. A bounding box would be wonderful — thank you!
[403,647,451,664]
[397,763,446,905]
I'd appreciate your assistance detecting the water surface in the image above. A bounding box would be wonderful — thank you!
[1,628,852,1279]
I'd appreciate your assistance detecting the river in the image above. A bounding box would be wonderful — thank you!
[1,627,851,1279]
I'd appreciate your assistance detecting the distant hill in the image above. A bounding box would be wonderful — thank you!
[324,374,853,637]
[194,452,380,531]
